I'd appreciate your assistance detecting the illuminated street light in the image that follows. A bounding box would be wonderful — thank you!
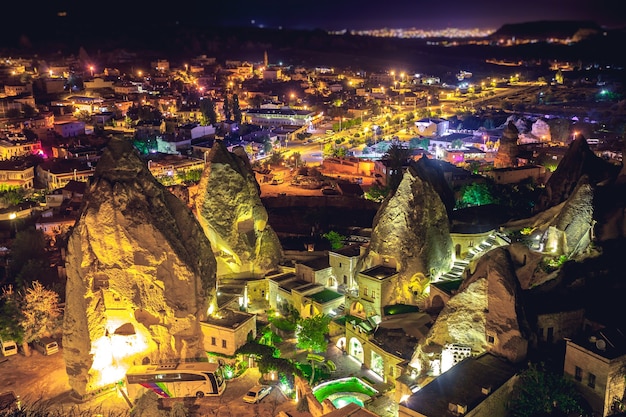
[89,65,94,77]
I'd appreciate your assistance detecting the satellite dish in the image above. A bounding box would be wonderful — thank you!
[596,339,606,351]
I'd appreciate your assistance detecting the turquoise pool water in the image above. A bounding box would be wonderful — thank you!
[312,377,378,409]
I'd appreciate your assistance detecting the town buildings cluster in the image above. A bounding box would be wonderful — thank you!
[0,38,624,417]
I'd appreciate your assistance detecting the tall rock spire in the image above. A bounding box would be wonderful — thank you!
[195,140,283,277]
[63,137,217,397]
[494,121,519,168]
[358,163,453,306]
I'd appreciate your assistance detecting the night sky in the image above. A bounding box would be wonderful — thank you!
[209,0,624,30]
[4,0,624,33]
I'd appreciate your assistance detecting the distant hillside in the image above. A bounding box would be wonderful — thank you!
[490,20,602,40]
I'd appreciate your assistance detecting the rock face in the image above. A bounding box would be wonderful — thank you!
[531,118,551,142]
[535,136,620,213]
[411,156,456,219]
[63,138,217,396]
[359,163,453,304]
[195,140,282,277]
[494,121,519,168]
[411,248,529,373]
[541,175,594,256]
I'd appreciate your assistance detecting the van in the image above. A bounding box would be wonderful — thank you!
[33,337,59,356]
[0,340,18,357]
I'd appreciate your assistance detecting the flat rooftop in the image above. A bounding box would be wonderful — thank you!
[268,272,296,283]
[203,308,255,329]
[279,279,311,292]
[360,265,397,280]
[401,353,519,416]
[307,289,344,304]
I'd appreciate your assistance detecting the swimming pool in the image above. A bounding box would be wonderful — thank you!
[312,377,378,409]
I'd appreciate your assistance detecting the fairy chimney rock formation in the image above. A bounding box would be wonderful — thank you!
[494,121,519,168]
[359,163,453,305]
[535,136,619,213]
[63,138,217,396]
[195,140,283,277]
[411,248,528,372]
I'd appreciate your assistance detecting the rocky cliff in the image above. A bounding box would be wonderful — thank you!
[411,248,529,373]
[63,138,217,396]
[195,140,282,277]
[411,156,456,219]
[359,163,453,304]
[535,136,620,213]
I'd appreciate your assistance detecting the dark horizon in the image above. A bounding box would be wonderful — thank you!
[0,0,623,36]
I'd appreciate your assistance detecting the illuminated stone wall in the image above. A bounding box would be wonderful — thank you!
[63,138,217,396]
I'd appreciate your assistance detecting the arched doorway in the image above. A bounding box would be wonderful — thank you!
[335,337,346,352]
[349,337,364,363]
[431,295,444,312]
[328,276,338,288]
[349,301,365,319]
[455,244,461,257]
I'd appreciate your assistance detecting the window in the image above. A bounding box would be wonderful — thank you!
[487,334,495,344]
[372,291,376,299]
[588,373,596,389]
[364,288,368,296]
[343,275,347,285]
[211,337,216,346]
[222,340,227,349]
[575,366,582,382]
[339,262,342,268]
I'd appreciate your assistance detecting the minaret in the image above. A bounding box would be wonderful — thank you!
[264,50,268,67]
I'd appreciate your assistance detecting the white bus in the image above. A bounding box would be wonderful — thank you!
[125,362,225,400]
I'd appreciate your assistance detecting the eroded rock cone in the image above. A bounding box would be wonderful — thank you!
[358,164,453,308]
[195,140,282,277]
[63,138,217,396]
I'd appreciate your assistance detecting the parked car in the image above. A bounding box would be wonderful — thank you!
[33,337,59,356]
[242,385,272,404]
[321,186,339,195]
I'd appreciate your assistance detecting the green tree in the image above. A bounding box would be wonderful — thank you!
[383,143,411,192]
[322,230,346,250]
[232,94,242,124]
[451,139,464,149]
[19,281,62,344]
[268,151,285,166]
[0,286,24,344]
[199,97,217,126]
[10,228,47,282]
[290,151,302,168]
[223,95,232,121]
[297,315,332,384]
[0,187,26,207]
[508,362,584,417]
[251,95,264,108]
[364,184,390,202]
[296,314,331,354]
[22,104,36,118]
[263,137,274,154]
[459,182,496,207]
[5,108,20,119]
